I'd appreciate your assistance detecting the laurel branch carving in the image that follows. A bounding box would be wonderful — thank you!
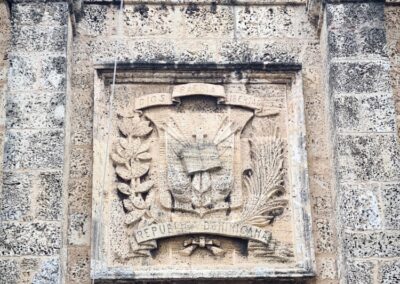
[111,114,157,257]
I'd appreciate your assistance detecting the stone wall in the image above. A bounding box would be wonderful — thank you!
[68,2,337,283]
[324,2,400,284]
[386,5,400,139]
[0,0,398,283]
[0,0,9,202]
[0,1,69,283]
[383,4,400,283]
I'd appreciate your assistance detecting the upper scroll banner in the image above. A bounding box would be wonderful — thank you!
[133,83,280,116]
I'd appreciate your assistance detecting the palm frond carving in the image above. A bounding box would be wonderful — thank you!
[240,128,288,227]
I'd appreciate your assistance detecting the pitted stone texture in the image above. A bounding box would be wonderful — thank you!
[236,6,315,39]
[312,194,333,216]
[334,93,396,133]
[68,212,90,246]
[0,172,33,221]
[117,39,177,63]
[36,171,63,221]
[70,91,93,145]
[0,222,61,256]
[176,40,216,63]
[71,127,93,146]
[71,38,95,68]
[6,92,65,129]
[339,184,382,230]
[4,129,64,170]
[20,258,39,284]
[69,146,92,179]
[382,183,400,230]
[301,41,322,67]
[219,41,252,63]
[309,175,333,217]
[327,2,384,30]
[314,219,334,253]
[337,134,400,182]
[385,6,400,37]
[379,260,400,284]
[385,6,400,143]
[303,86,329,162]
[0,259,20,284]
[346,260,374,284]
[71,69,93,93]
[40,56,67,92]
[31,258,60,284]
[253,41,302,64]
[11,2,68,27]
[181,4,234,38]
[77,5,114,37]
[330,62,391,94]
[7,55,36,91]
[11,26,67,53]
[328,27,387,58]
[317,257,337,280]
[344,231,400,258]
[67,246,90,284]
[123,5,175,37]
[68,178,91,213]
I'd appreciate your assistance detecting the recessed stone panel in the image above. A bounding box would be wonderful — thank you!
[91,64,313,280]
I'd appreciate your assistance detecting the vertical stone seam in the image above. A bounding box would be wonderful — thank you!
[321,8,344,284]
[61,12,73,284]
[0,0,10,226]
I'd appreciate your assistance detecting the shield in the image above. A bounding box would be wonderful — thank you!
[145,98,253,217]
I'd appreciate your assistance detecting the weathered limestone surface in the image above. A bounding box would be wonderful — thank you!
[324,2,400,283]
[70,2,335,283]
[0,0,398,283]
[386,5,400,142]
[0,1,69,283]
[92,73,313,279]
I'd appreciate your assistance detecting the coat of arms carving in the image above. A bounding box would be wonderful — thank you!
[110,83,292,260]
[92,68,314,280]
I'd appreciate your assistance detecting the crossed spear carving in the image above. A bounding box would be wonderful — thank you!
[180,236,225,256]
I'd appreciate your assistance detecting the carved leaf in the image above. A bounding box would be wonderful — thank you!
[131,162,149,178]
[120,138,140,158]
[116,166,132,180]
[137,152,152,161]
[119,138,130,149]
[247,216,270,227]
[131,120,153,137]
[111,153,127,165]
[115,144,127,158]
[135,180,154,193]
[117,183,131,195]
[118,119,132,137]
[131,138,141,154]
[125,210,144,225]
[144,190,155,208]
[123,199,135,212]
[137,143,150,154]
[130,194,146,209]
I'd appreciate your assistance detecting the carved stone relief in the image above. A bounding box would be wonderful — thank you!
[92,67,313,280]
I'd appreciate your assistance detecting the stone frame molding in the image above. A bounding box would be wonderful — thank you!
[90,63,315,281]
